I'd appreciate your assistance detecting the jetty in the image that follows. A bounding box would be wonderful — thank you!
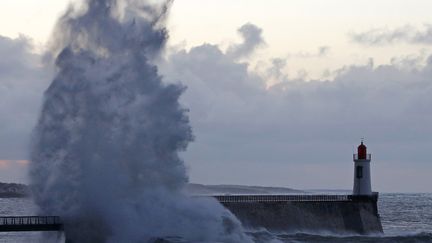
[214,141,384,234]
[0,216,62,232]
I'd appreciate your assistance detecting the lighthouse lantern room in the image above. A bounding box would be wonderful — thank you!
[353,140,372,195]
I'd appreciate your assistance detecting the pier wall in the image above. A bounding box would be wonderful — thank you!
[216,195,383,234]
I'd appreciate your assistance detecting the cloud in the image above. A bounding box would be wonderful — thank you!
[164,44,432,148]
[0,35,51,160]
[286,46,331,58]
[350,24,432,46]
[160,24,432,191]
[2,23,432,191]
[318,46,330,56]
[226,23,265,59]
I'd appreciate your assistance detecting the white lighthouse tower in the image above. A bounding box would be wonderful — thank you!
[352,140,372,195]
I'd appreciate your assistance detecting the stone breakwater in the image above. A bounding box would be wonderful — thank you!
[215,194,383,234]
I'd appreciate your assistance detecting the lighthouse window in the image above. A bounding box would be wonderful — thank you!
[356,166,363,179]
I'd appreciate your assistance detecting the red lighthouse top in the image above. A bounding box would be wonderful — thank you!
[357,141,367,159]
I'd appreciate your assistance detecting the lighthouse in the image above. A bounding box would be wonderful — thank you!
[353,140,372,195]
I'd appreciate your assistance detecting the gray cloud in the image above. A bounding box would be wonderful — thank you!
[226,23,265,59]
[318,46,330,56]
[0,35,51,160]
[286,46,331,58]
[160,25,432,192]
[350,24,432,45]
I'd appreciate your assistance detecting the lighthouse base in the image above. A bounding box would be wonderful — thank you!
[215,194,383,235]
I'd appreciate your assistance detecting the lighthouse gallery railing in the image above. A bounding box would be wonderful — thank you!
[353,154,371,160]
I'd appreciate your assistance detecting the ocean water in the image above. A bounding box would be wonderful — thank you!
[0,194,431,242]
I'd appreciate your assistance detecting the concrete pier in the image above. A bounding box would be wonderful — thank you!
[216,194,383,234]
[0,216,62,232]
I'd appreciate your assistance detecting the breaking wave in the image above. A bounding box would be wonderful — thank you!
[29,0,251,242]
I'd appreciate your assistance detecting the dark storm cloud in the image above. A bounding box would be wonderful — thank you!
[0,35,51,160]
[350,24,432,45]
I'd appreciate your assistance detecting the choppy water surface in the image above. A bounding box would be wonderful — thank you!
[0,193,431,242]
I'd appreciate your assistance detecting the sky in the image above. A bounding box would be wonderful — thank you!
[1,0,432,192]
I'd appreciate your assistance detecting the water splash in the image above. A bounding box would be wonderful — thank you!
[29,0,250,242]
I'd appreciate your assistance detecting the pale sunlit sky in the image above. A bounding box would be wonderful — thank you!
[2,0,432,78]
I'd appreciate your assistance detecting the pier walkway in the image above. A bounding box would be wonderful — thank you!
[0,216,62,232]
[214,193,378,203]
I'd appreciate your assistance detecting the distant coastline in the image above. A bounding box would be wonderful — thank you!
[0,182,356,198]
[185,183,304,195]
[0,182,29,198]
[0,182,305,198]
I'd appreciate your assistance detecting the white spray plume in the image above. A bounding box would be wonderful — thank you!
[29,0,251,242]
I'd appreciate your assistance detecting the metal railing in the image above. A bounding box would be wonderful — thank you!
[353,154,371,160]
[214,194,351,203]
[0,216,61,226]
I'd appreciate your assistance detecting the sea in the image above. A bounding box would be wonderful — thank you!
[0,193,431,242]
